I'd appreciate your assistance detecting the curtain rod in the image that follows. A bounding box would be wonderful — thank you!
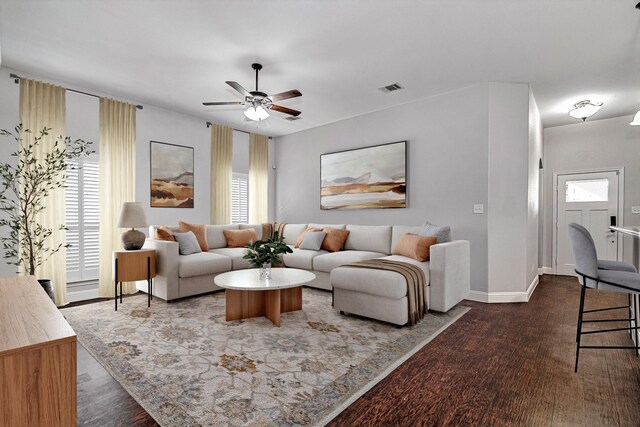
[206,121,273,139]
[10,73,143,110]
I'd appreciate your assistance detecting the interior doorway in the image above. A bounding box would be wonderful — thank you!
[553,168,624,275]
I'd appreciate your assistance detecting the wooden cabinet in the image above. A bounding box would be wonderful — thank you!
[0,276,77,426]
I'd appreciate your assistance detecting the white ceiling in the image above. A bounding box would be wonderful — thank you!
[0,0,639,137]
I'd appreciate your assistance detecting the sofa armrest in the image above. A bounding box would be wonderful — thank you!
[429,240,470,312]
[143,239,180,301]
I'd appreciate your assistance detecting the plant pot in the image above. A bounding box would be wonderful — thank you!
[38,279,55,302]
[260,263,272,280]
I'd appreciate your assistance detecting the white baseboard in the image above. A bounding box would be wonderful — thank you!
[67,287,99,303]
[540,267,554,275]
[467,275,539,304]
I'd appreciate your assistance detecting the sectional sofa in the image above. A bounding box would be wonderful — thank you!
[141,223,470,323]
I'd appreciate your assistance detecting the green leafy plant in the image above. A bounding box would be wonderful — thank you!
[242,230,293,268]
[0,124,93,275]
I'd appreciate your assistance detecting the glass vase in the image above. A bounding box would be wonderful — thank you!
[260,262,272,280]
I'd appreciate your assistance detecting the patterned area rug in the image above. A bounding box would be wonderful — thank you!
[62,288,469,426]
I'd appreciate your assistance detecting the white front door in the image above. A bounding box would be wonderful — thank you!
[555,170,620,275]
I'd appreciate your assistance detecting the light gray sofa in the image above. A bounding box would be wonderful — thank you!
[140,223,470,322]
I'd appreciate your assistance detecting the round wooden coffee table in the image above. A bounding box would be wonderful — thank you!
[214,268,316,326]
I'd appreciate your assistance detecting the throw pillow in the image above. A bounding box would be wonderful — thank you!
[294,227,322,248]
[155,226,175,241]
[224,228,258,248]
[173,231,202,255]
[321,227,350,252]
[392,233,437,262]
[299,231,327,251]
[178,221,208,251]
[419,220,451,243]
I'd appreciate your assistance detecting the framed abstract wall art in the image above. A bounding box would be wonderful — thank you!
[320,141,407,210]
[150,141,194,208]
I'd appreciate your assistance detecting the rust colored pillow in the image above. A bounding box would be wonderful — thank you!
[321,227,350,252]
[392,233,437,262]
[294,227,323,248]
[178,221,208,251]
[224,228,258,248]
[155,226,175,242]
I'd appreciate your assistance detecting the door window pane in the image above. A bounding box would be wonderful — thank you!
[565,179,608,202]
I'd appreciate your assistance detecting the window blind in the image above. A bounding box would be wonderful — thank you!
[231,173,249,224]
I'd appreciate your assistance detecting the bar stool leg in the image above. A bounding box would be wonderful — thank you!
[147,256,151,308]
[115,259,118,311]
[575,284,587,373]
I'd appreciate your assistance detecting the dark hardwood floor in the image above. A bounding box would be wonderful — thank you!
[76,275,640,426]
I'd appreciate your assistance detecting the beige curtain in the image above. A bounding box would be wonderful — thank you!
[98,98,137,297]
[19,79,68,306]
[210,124,233,224]
[249,133,269,223]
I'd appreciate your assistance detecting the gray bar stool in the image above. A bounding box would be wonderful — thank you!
[567,222,640,372]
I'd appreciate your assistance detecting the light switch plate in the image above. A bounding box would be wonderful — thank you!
[473,204,484,214]
[632,206,640,214]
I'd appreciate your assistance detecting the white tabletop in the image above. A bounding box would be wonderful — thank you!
[214,268,316,291]
[610,226,640,238]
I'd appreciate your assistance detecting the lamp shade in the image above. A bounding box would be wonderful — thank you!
[117,202,149,228]
[244,105,269,121]
[630,111,640,126]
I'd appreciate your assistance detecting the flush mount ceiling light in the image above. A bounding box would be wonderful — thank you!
[568,100,603,121]
[630,110,640,126]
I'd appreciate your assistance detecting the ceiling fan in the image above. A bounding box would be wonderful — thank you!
[203,63,302,121]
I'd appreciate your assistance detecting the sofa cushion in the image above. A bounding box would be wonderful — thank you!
[331,267,409,299]
[313,250,385,273]
[419,221,451,243]
[391,225,421,251]
[210,247,251,270]
[224,228,258,248]
[392,234,437,262]
[173,231,202,255]
[282,223,308,245]
[155,226,176,241]
[295,227,322,248]
[178,252,231,278]
[344,225,392,254]
[179,221,208,251]
[300,231,327,251]
[239,224,263,240]
[283,248,329,270]
[321,228,350,252]
[206,224,239,249]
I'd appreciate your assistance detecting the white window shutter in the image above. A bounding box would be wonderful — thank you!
[231,173,249,224]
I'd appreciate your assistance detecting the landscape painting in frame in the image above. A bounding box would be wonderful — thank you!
[321,141,407,210]
[150,141,194,208]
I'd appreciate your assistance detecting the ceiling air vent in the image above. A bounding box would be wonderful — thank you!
[284,116,301,121]
[378,82,405,93]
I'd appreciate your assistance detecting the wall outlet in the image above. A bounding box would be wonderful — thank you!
[633,206,640,214]
[473,204,484,214]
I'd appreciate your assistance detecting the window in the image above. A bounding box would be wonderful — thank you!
[231,173,249,224]
[565,179,609,203]
[66,156,100,283]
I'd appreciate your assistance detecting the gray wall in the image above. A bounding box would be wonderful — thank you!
[528,90,543,285]
[275,84,491,292]
[542,115,640,269]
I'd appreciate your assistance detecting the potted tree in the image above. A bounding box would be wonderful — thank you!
[243,231,293,279]
[0,124,93,301]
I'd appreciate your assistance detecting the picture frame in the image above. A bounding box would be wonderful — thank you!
[320,140,407,210]
[150,141,195,208]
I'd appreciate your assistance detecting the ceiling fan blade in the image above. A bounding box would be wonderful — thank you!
[226,81,251,97]
[202,101,244,106]
[269,89,302,102]
[269,104,302,117]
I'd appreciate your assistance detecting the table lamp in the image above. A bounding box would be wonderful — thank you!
[117,202,149,250]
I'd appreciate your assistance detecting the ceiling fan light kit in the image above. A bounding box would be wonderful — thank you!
[204,63,302,122]
[630,110,640,126]
[568,99,603,121]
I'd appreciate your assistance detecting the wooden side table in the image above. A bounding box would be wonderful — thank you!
[113,249,156,311]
